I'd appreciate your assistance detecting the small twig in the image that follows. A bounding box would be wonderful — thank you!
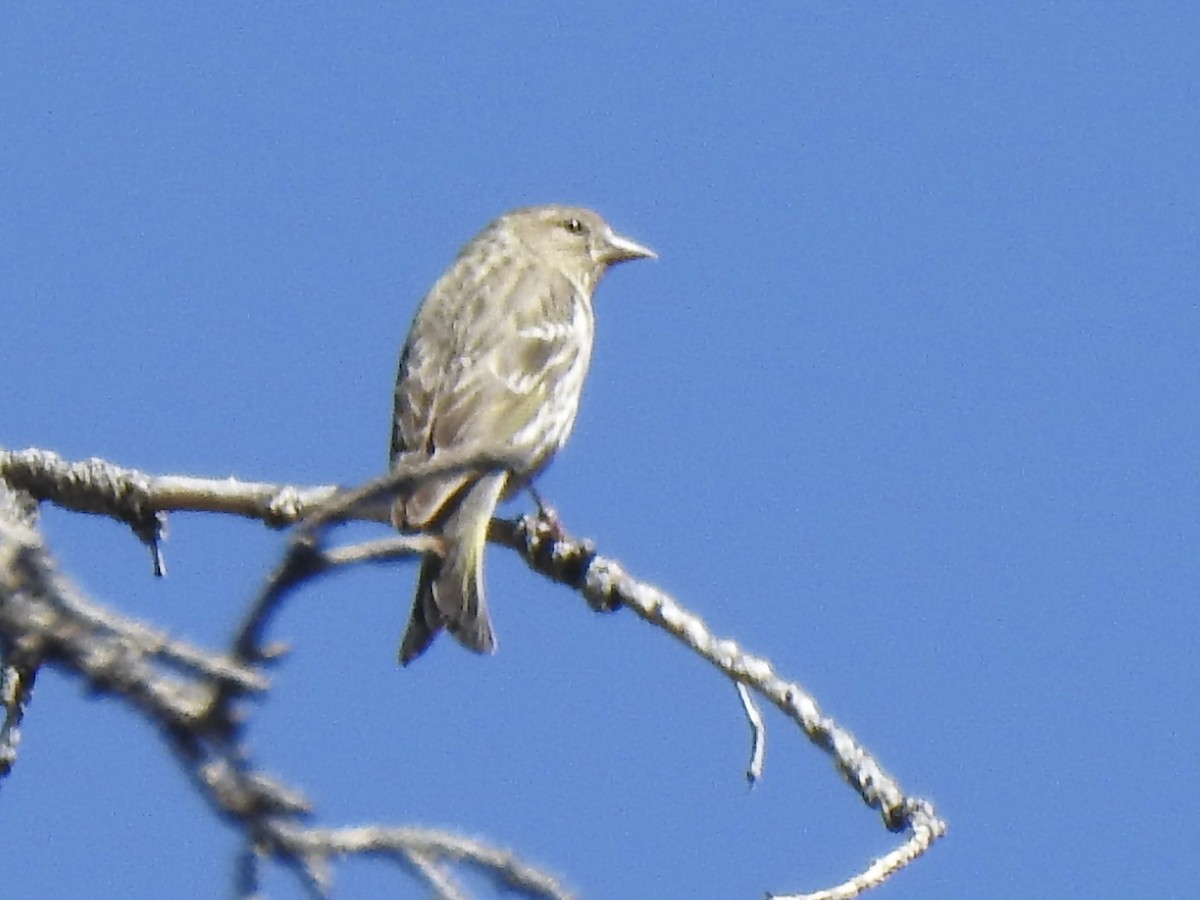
[268,824,576,900]
[0,652,39,779]
[406,851,470,900]
[133,510,169,577]
[767,801,945,900]
[233,844,260,900]
[321,534,444,568]
[228,533,441,669]
[736,681,766,785]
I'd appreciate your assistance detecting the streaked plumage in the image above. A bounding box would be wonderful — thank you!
[390,205,655,664]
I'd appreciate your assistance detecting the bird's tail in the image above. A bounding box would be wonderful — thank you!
[398,471,506,665]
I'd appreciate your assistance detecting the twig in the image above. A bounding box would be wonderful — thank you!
[736,681,766,785]
[268,824,576,900]
[0,653,38,779]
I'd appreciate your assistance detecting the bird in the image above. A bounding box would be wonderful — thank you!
[390,204,655,665]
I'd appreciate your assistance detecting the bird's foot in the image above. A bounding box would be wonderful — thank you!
[534,502,566,542]
[526,484,566,541]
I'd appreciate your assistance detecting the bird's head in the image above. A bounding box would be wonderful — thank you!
[504,205,656,291]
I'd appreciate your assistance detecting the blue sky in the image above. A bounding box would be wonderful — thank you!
[2,5,1197,899]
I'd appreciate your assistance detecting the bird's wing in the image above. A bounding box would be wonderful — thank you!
[390,260,468,526]
[392,254,585,528]
[431,260,584,454]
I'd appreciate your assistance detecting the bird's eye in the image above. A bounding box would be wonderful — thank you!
[562,217,585,235]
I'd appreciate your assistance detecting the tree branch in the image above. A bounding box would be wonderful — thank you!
[0,448,947,897]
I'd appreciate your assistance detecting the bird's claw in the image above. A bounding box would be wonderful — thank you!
[535,502,566,542]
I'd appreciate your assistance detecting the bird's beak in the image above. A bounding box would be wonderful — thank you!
[603,228,657,263]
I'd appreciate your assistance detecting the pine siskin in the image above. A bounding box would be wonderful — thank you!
[390,205,655,664]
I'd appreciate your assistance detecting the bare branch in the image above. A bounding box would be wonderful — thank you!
[0,454,584,898]
[489,515,949,893]
[0,448,342,527]
[0,447,523,533]
[1,450,947,897]
[767,807,946,900]
[268,824,576,900]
